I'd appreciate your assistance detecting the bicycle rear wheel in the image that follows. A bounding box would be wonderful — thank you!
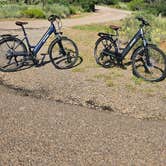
[49,37,79,69]
[94,37,116,68]
[0,37,27,72]
[132,44,166,82]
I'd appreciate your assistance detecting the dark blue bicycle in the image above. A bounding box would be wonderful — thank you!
[0,15,79,71]
[94,17,166,82]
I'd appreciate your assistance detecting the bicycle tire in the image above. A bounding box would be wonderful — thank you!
[0,37,27,72]
[132,44,166,82]
[49,37,79,69]
[94,37,116,68]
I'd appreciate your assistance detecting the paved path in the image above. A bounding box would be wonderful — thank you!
[0,6,131,30]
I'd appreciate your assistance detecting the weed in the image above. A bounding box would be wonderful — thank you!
[73,24,109,32]
[106,80,114,87]
[131,76,143,85]
[94,74,114,87]
[125,84,136,91]
[72,67,86,72]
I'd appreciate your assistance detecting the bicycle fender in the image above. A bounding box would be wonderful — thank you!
[0,34,18,40]
[98,32,110,37]
[95,35,113,45]
[0,35,19,44]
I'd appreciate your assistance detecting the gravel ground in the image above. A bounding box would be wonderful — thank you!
[0,6,166,165]
[0,86,166,165]
[0,26,165,120]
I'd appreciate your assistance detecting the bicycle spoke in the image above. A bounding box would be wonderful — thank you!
[132,45,166,82]
[49,37,78,69]
[0,38,27,72]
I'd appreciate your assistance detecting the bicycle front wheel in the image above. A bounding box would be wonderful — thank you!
[0,37,27,72]
[49,37,79,69]
[132,44,166,82]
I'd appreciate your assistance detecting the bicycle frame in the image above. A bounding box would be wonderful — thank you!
[21,23,57,56]
[119,27,147,60]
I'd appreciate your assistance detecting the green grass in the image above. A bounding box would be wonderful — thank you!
[94,74,115,87]
[72,68,86,72]
[131,76,144,85]
[125,84,137,91]
[73,23,110,32]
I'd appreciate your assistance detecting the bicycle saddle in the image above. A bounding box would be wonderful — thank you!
[15,21,28,26]
[109,25,121,31]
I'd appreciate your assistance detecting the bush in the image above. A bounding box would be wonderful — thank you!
[105,0,120,5]
[69,5,84,15]
[0,4,27,18]
[80,1,95,12]
[146,0,166,16]
[44,4,70,18]
[114,2,130,10]
[128,0,144,11]
[21,8,45,18]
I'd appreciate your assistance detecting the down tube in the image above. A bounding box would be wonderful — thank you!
[33,25,55,55]
[121,30,142,58]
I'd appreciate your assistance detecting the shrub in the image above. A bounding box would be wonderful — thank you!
[80,1,95,12]
[147,0,166,16]
[69,5,84,15]
[115,2,130,10]
[44,4,70,18]
[21,8,45,18]
[128,0,144,11]
[106,0,120,5]
[0,4,27,18]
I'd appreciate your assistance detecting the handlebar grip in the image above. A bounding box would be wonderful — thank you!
[135,17,150,26]
[48,15,61,22]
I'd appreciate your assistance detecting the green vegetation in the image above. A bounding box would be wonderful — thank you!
[0,0,166,19]
[94,74,114,87]
[73,12,166,45]
[21,8,45,18]
[74,24,108,32]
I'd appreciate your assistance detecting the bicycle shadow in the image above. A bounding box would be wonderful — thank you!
[99,59,132,69]
[10,54,83,72]
[37,54,83,70]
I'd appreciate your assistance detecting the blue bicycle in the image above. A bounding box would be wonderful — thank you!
[0,15,79,71]
[94,17,166,82]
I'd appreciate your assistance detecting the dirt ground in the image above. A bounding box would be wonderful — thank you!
[0,6,166,165]
[0,27,165,120]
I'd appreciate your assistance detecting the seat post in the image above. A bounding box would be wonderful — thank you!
[21,25,27,37]
[20,25,31,51]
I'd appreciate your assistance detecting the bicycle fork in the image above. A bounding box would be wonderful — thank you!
[57,37,72,63]
[142,39,152,73]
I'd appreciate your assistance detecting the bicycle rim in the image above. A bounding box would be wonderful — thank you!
[94,37,116,68]
[50,37,78,69]
[0,38,27,72]
[132,45,166,82]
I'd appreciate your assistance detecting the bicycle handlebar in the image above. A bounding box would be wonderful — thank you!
[48,15,60,22]
[136,17,150,27]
